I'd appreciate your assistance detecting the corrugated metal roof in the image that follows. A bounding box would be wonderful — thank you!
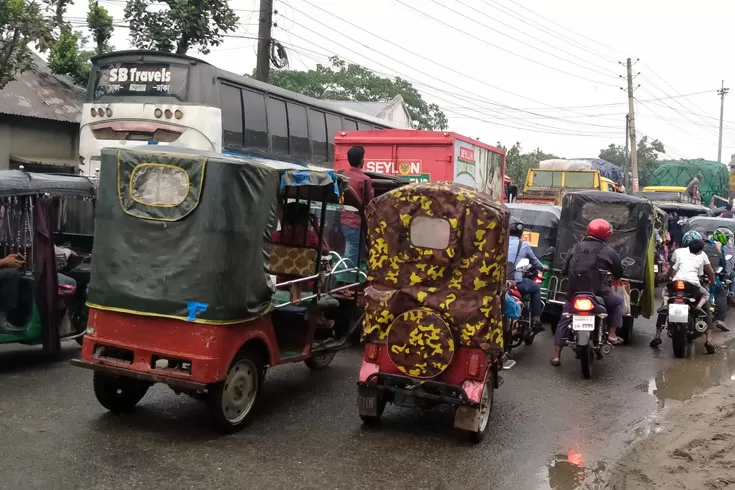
[0,52,85,123]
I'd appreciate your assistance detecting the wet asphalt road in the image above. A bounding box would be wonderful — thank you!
[1,315,735,490]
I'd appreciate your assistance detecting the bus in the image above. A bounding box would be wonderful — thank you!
[79,50,409,176]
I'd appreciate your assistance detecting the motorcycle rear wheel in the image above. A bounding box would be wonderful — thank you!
[577,341,594,379]
[671,323,687,358]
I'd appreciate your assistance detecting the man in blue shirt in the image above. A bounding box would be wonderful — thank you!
[507,218,548,332]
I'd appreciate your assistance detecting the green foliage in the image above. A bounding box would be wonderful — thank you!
[45,0,73,27]
[497,142,558,184]
[87,0,113,55]
[268,56,448,130]
[124,0,238,55]
[47,25,89,85]
[599,136,665,187]
[0,0,53,89]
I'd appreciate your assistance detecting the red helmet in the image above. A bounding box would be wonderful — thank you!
[587,219,613,241]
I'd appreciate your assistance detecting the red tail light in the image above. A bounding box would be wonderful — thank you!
[573,297,594,312]
[364,343,380,363]
[675,280,686,291]
[468,351,482,378]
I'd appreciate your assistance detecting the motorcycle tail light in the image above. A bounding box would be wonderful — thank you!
[468,351,482,378]
[364,343,380,363]
[573,297,594,312]
[675,280,686,291]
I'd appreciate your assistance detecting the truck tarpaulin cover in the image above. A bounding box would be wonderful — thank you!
[555,191,654,283]
[363,182,509,378]
[88,147,346,324]
[540,158,623,184]
[651,158,729,205]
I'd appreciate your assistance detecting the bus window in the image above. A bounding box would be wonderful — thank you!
[308,109,328,163]
[242,88,268,150]
[565,172,595,188]
[342,118,358,131]
[220,84,244,149]
[326,113,341,161]
[267,97,289,156]
[287,102,310,161]
[357,122,371,131]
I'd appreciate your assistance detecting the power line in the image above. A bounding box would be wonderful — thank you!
[394,0,619,88]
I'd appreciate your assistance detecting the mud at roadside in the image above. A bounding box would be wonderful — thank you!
[610,383,735,490]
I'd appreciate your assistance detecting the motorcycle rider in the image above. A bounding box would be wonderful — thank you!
[649,230,716,354]
[550,219,625,367]
[507,217,548,333]
[698,228,729,332]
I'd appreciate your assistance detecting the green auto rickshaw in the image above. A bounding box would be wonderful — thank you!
[0,170,96,354]
[505,202,560,303]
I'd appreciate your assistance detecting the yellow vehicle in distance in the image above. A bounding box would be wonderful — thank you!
[518,169,623,205]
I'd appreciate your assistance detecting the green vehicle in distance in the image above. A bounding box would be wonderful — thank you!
[505,202,561,305]
[0,170,96,354]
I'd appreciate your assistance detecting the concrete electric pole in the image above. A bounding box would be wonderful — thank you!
[625,58,640,192]
[717,81,729,163]
[254,0,273,82]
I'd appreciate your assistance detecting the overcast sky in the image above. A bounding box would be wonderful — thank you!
[66,0,735,163]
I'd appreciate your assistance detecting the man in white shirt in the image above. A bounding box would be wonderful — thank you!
[650,232,716,354]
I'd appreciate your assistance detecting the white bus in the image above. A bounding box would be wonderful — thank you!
[79,50,409,175]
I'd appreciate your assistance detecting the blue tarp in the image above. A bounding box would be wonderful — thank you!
[571,158,624,184]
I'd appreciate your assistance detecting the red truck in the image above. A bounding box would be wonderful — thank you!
[334,130,507,202]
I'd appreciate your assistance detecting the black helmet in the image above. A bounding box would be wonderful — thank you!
[509,217,524,237]
[688,238,705,254]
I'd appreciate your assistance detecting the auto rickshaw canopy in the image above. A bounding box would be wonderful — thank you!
[88,146,348,324]
[0,170,96,197]
[363,182,509,357]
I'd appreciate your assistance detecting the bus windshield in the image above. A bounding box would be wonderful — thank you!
[92,62,189,101]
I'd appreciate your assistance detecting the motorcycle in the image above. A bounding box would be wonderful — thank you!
[663,280,709,358]
[563,290,612,380]
[505,258,544,355]
[654,245,667,285]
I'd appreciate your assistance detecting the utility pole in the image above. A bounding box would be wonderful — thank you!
[717,80,729,163]
[625,58,640,192]
[624,114,630,190]
[254,0,274,82]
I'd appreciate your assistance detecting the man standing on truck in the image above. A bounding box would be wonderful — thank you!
[686,174,703,203]
[340,146,374,268]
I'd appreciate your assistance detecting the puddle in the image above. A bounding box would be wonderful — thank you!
[541,452,608,490]
[645,342,735,408]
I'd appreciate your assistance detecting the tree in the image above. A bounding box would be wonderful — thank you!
[87,0,113,55]
[497,142,557,184]
[47,25,89,85]
[268,56,448,130]
[599,136,665,187]
[0,0,53,89]
[124,0,238,55]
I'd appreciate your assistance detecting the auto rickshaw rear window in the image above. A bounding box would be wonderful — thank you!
[582,203,630,227]
[410,216,450,249]
[130,164,189,207]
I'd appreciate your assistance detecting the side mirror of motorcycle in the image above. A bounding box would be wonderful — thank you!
[515,258,530,270]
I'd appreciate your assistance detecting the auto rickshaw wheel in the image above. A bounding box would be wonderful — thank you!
[469,371,494,443]
[93,372,150,413]
[304,352,336,370]
[207,351,262,433]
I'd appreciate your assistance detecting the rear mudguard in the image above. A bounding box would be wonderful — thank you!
[575,331,591,346]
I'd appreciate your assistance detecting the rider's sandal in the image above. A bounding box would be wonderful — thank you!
[608,338,623,346]
[550,358,561,367]
[649,338,662,348]
[715,322,730,332]
[705,342,716,355]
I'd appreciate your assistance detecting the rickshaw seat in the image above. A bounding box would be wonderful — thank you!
[268,244,318,278]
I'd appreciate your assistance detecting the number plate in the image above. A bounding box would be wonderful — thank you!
[572,315,595,331]
[654,265,659,273]
[668,303,689,323]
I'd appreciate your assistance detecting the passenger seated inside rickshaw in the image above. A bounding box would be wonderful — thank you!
[269,202,337,328]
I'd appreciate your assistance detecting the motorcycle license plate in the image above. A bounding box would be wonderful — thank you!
[572,315,595,331]
[668,303,689,323]
[654,265,659,273]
